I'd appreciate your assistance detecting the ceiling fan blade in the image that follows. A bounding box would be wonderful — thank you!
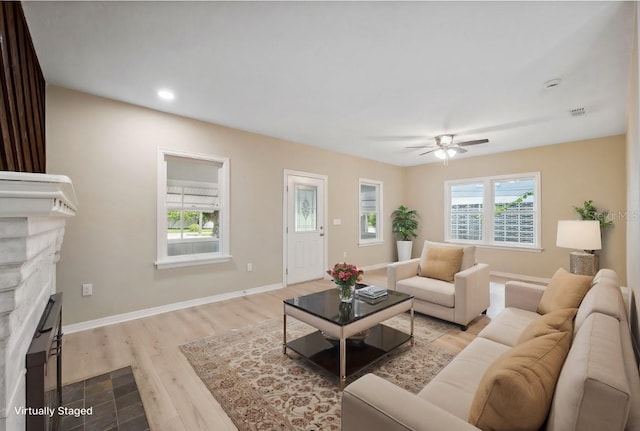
[419,149,438,156]
[405,145,433,149]
[370,135,428,142]
[451,147,468,154]
[457,139,489,147]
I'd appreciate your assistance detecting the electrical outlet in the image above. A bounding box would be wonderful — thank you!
[82,283,93,296]
[343,251,347,258]
[247,263,253,272]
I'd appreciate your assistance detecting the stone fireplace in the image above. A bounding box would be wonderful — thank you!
[0,172,77,431]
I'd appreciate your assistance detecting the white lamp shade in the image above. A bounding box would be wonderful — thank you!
[556,220,602,251]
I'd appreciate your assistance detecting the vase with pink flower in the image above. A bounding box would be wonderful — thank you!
[326,262,363,303]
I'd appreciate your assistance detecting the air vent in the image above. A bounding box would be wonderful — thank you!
[569,107,586,117]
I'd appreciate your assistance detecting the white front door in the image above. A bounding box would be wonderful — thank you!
[285,172,326,285]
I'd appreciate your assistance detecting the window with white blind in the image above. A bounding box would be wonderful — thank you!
[156,149,230,269]
[359,179,383,245]
[445,173,540,249]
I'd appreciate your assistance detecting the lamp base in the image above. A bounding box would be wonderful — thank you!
[569,251,599,276]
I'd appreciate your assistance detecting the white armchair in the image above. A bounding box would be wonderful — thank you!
[387,241,490,330]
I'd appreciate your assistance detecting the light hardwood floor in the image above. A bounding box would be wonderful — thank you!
[56,269,501,431]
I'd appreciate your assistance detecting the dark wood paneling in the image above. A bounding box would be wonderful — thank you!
[0,1,46,173]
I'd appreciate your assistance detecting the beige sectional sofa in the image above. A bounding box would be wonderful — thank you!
[343,269,640,431]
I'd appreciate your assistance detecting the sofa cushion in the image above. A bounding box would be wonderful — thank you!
[517,308,577,344]
[468,330,572,431]
[419,337,511,421]
[537,268,593,314]
[420,241,476,272]
[419,246,463,282]
[592,268,619,286]
[396,276,455,307]
[575,275,626,334]
[477,307,541,347]
[546,313,631,431]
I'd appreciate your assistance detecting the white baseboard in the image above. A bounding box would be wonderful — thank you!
[62,283,283,334]
[362,265,550,285]
[362,262,390,271]
[490,271,551,285]
[322,262,389,281]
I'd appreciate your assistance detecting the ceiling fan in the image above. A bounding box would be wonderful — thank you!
[406,134,489,165]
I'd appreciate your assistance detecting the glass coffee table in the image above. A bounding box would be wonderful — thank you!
[283,287,414,388]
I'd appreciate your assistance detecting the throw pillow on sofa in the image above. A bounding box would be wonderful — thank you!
[537,268,593,314]
[517,307,577,344]
[468,330,572,431]
[418,245,463,282]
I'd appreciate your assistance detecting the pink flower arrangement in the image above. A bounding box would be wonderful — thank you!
[327,262,363,287]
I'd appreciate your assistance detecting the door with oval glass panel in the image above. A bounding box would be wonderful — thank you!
[285,172,326,285]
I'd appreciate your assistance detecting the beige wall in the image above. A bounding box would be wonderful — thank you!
[47,85,629,326]
[627,7,640,346]
[405,136,627,282]
[46,86,406,324]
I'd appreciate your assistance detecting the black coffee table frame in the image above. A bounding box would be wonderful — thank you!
[283,288,414,389]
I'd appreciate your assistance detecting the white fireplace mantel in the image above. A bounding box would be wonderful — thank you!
[0,171,78,218]
[0,171,78,431]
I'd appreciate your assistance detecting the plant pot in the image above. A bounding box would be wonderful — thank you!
[397,240,413,262]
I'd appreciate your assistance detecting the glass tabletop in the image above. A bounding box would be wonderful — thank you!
[284,287,412,326]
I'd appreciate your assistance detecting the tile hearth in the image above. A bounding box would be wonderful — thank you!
[48,366,149,431]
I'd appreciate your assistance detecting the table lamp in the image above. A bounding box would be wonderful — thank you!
[556,220,601,276]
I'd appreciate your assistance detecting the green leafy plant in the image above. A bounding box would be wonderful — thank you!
[572,200,614,230]
[392,205,419,241]
[188,223,200,232]
[494,190,534,216]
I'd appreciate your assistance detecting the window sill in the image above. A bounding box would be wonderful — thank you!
[359,241,384,247]
[446,241,543,253]
[478,244,543,253]
[155,254,232,269]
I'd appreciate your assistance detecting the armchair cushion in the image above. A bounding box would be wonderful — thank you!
[419,246,463,282]
[537,268,593,314]
[397,276,455,307]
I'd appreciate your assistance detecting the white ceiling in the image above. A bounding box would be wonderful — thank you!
[22,1,635,167]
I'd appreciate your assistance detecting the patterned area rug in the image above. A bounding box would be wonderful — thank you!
[180,313,456,431]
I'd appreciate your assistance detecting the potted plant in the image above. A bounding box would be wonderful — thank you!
[392,205,419,261]
[572,200,614,232]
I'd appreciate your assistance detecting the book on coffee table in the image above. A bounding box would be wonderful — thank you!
[357,285,388,299]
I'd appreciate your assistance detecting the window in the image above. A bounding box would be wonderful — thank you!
[294,184,317,232]
[449,182,484,241]
[445,173,540,249]
[156,150,230,269]
[359,179,383,244]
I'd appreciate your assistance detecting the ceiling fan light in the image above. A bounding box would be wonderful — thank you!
[439,134,454,146]
[434,149,447,160]
[447,149,456,157]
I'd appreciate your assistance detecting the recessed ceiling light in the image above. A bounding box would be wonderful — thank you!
[157,89,175,100]
[543,79,562,89]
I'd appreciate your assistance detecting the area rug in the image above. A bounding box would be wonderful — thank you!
[180,313,456,431]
